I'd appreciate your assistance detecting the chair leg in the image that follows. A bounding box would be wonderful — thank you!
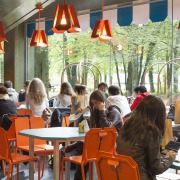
[61,159,65,180]
[2,160,6,176]
[81,164,86,180]
[36,159,40,180]
[16,163,19,180]
[41,155,46,177]
[7,162,13,180]
[88,162,92,180]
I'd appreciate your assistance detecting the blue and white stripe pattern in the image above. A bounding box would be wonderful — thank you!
[27,0,180,38]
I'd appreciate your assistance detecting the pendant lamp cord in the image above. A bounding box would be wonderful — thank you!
[102,0,104,19]
[38,9,40,30]
[64,0,66,5]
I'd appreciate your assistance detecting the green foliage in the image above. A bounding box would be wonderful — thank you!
[48,18,180,96]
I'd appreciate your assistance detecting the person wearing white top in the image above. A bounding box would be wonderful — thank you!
[55,82,75,108]
[26,78,49,117]
[107,85,131,118]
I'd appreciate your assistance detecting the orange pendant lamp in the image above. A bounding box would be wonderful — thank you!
[91,0,113,42]
[52,0,81,33]
[29,4,48,47]
[0,21,7,42]
[0,43,5,54]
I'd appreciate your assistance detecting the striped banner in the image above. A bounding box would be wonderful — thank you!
[27,0,180,37]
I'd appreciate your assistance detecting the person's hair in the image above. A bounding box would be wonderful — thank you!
[74,84,87,95]
[98,82,108,90]
[108,85,120,96]
[60,82,73,95]
[26,78,47,105]
[89,90,106,108]
[134,85,147,93]
[24,80,30,87]
[121,95,166,144]
[0,86,8,94]
[89,90,106,128]
[4,81,12,88]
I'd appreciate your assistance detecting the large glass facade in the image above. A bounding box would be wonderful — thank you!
[26,16,180,104]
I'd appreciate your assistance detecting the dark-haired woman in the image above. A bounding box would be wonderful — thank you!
[66,90,123,180]
[117,95,176,180]
[0,86,17,117]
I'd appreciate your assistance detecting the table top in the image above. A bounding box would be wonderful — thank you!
[19,127,86,141]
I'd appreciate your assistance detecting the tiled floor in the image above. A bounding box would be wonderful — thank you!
[0,156,76,180]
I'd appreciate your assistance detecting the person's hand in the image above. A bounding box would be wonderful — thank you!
[99,102,106,111]
[75,108,83,114]
[167,150,177,160]
[86,106,91,110]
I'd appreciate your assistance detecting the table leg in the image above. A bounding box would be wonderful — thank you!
[53,140,60,180]
[29,137,34,180]
[65,141,70,180]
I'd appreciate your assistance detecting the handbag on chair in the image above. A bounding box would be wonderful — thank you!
[0,114,12,131]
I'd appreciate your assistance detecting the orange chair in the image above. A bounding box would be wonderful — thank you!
[62,127,118,180]
[1,115,19,176]
[18,108,34,117]
[0,127,40,180]
[61,115,70,127]
[15,117,48,177]
[7,115,19,144]
[29,117,54,153]
[95,151,140,180]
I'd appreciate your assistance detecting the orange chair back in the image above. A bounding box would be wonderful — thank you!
[29,117,46,145]
[96,152,140,180]
[62,115,70,127]
[18,108,34,117]
[82,127,118,162]
[15,117,30,147]
[7,115,18,140]
[0,128,12,162]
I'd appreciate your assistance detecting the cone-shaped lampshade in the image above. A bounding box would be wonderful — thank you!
[52,4,81,34]
[178,21,180,29]
[29,30,48,47]
[0,43,5,54]
[0,21,7,42]
[91,19,113,42]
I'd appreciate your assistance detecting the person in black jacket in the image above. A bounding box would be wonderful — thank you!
[0,86,17,117]
[117,95,176,180]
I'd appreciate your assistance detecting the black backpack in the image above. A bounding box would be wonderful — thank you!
[50,108,71,127]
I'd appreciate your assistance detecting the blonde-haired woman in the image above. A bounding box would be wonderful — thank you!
[26,78,49,117]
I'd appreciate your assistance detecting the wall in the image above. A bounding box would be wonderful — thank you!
[4,23,25,92]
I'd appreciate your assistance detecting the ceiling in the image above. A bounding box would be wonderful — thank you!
[0,0,163,33]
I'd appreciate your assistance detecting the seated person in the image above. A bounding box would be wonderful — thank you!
[66,90,123,180]
[117,95,176,180]
[71,84,89,114]
[26,78,49,117]
[107,85,131,118]
[130,85,150,111]
[55,82,75,108]
[0,86,17,117]
[19,80,30,103]
[98,82,108,99]
[4,80,19,103]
